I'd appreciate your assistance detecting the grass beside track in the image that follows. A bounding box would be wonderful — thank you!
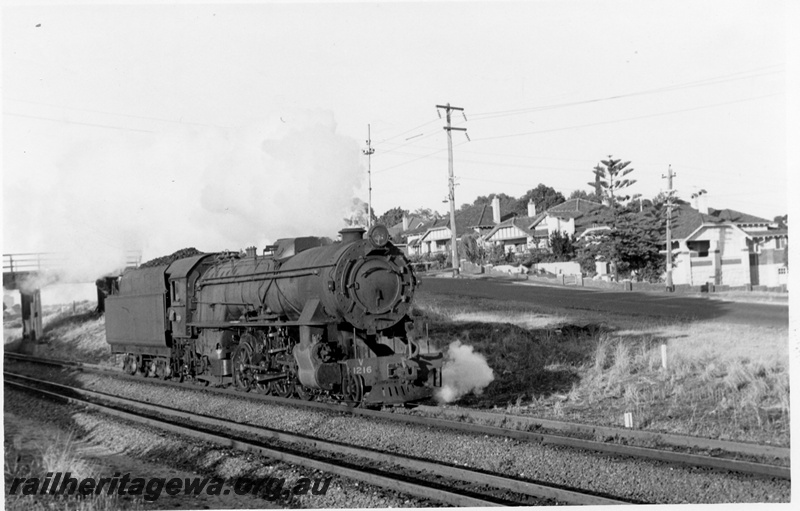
[413,290,790,446]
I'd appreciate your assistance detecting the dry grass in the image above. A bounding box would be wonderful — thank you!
[38,431,97,481]
[4,302,115,364]
[413,288,790,444]
[4,429,140,511]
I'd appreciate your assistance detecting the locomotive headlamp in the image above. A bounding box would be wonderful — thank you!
[367,225,390,248]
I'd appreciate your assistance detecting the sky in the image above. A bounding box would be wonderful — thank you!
[1,0,795,271]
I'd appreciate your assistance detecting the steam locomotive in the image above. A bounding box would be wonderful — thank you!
[103,225,442,406]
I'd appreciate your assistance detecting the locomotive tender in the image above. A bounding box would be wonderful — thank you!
[104,225,442,406]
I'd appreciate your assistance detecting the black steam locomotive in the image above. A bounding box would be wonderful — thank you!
[103,225,442,406]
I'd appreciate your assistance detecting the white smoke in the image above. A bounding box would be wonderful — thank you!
[343,197,371,228]
[3,109,365,299]
[435,340,495,404]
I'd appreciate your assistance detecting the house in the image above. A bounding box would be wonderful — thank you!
[481,199,540,253]
[387,215,426,242]
[386,215,427,253]
[667,199,788,288]
[483,198,607,253]
[410,196,514,256]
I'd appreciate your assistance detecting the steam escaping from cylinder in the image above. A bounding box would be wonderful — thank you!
[435,340,495,404]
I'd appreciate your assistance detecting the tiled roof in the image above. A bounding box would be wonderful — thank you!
[528,199,608,235]
[485,215,538,239]
[547,198,604,215]
[668,204,774,240]
[573,207,610,234]
[707,208,771,225]
[387,216,426,238]
[549,210,583,219]
[403,219,438,237]
[420,198,515,238]
[665,204,710,240]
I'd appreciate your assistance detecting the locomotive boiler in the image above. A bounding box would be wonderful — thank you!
[103,225,442,406]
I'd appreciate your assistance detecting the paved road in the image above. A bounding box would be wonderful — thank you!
[419,277,788,328]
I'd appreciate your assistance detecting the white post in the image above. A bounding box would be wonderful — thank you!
[624,412,633,428]
[661,344,668,370]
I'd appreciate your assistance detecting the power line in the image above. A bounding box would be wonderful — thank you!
[3,112,155,133]
[375,148,595,173]
[371,117,441,146]
[373,92,781,174]
[6,97,231,129]
[473,93,782,143]
[371,123,454,158]
[373,146,448,174]
[469,65,783,122]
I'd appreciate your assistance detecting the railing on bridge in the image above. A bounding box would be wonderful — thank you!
[3,251,142,275]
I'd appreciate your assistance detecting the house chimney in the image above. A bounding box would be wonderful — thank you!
[527,199,536,217]
[402,215,409,231]
[492,196,501,224]
[693,190,709,215]
[699,194,709,215]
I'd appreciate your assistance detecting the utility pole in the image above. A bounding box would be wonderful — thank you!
[436,103,467,273]
[662,165,675,291]
[363,124,375,228]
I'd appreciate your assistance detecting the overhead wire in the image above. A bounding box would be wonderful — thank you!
[371,117,442,145]
[472,92,782,143]
[469,65,783,122]
[371,66,783,176]
[5,97,232,129]
[3,112,155,133]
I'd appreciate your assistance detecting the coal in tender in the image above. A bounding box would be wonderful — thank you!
[140,248,206,268]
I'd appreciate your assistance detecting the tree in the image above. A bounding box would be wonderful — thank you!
[513,184,565,217]
[576,157,665,282]
[569,189,601,203]
[459,233,485,264]
[460,192,515,215]
[590,156,639,218]
[411,207,441,223]
[377,206,409,228]
[549,231,577,262]
[577,198,667,282]
[471,192,515,207]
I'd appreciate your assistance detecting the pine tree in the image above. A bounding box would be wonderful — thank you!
[577,157,665,282]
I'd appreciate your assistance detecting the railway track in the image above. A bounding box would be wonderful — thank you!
[5,352,790,481]
[4,370,633,506]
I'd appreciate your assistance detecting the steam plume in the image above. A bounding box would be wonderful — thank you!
[435,340,495,403]
[3,109,365,298]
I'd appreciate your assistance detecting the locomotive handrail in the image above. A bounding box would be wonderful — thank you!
[200,265,336,284]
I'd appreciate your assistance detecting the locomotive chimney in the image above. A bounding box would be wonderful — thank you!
[340,227,366,244]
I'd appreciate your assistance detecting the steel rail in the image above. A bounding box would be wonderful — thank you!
[414,406,792,460]
[4,371,632,506]
[6,352,789,479]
